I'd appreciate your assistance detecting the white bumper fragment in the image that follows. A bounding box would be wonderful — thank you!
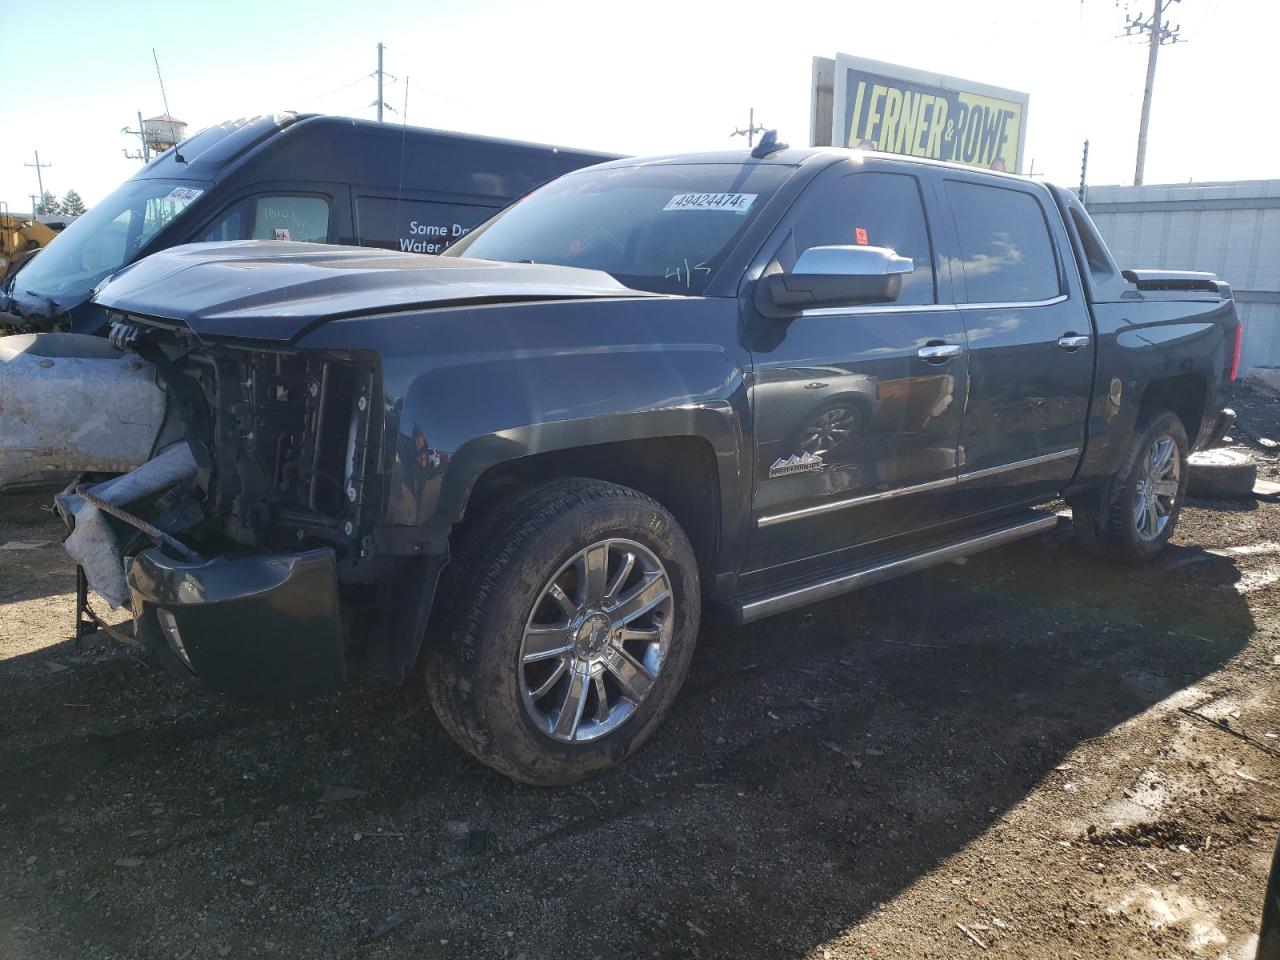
[0,333,169,491]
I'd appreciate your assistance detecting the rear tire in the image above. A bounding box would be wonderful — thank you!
[1070,407,1189,563]
[424,478,701,785]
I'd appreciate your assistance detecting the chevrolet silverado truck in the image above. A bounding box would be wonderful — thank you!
[5,137,1240,785]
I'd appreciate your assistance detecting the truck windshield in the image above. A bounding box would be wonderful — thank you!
[10,178,208,305]
[446,163,792,294]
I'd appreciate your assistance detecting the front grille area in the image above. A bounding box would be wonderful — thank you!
[208,348,377,552]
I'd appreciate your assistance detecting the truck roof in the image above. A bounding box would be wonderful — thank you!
[592,144,1050,188]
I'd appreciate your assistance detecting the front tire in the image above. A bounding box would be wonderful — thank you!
[1070,407,1189,562]
[424,478,701,785]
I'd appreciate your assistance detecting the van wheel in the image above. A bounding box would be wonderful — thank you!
[424,478,700,785]
[1070,407,1189,563]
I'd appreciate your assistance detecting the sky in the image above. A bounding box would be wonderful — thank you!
[1,0,1272,209]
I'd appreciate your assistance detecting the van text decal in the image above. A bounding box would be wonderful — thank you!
[400,220,473,254]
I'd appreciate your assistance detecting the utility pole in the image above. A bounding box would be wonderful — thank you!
[122,111,151,164]
[370,43,396,122]
[377,42,384,122]
[1079,139,1090,204]
[1122,0,1183,185]
[730,108,766,148]
[24,150,51,202]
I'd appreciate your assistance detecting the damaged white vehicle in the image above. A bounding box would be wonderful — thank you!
[1,334,198,606]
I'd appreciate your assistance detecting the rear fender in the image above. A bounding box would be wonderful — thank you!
[1072,298,1236,485]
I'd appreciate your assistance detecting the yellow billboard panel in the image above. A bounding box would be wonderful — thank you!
[820,55,1030,173]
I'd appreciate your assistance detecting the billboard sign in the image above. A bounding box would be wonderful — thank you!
[812,54,1029,174]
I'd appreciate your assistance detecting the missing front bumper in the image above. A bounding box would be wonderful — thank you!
[127,547,346,702]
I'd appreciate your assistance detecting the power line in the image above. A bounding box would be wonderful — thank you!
[286,48,371,92]
[1118,0,1186,185]
[293,71,376,106]
[403,77,466,106]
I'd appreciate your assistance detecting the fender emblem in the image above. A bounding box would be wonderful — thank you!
[769,452,825,478]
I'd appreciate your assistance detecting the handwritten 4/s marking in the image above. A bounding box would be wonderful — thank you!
[664,259,713,289]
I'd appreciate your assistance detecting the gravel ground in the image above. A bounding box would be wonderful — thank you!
[3,385,1280,960]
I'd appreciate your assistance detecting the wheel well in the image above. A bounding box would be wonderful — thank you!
[457,437,722,581]
[1140,374,1207,442]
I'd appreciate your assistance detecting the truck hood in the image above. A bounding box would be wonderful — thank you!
[93,241,661,342]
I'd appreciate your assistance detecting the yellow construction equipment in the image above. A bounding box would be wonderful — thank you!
[0,204,58,280]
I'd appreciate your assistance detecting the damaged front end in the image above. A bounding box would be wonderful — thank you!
[2,318,384,701]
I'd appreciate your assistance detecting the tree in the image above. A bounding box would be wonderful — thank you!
[60,190,86,218]
[34,191,61,216]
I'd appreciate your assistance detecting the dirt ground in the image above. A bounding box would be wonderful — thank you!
[4,386,1280,960]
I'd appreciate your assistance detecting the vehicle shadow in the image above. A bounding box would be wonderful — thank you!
[0,526,1257,959]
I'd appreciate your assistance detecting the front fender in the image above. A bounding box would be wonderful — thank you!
[296,295,752,553]
[435,403,745,524]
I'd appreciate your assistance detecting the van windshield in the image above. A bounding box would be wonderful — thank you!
[10,178,208,305]
[445,163,792,294]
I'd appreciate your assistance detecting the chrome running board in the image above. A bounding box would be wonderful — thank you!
[732,513,1061,625]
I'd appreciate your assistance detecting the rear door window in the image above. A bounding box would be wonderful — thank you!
[943,181,1061,303]
[355,196,498,253]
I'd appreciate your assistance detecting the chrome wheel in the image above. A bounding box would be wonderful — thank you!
[1134,433,1180,541]
[800,406,860,455]
[519,538,674,743]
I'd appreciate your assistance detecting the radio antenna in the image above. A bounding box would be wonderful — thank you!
[152,48,186,162]
[394,75,410,248]
[153,48,172,119]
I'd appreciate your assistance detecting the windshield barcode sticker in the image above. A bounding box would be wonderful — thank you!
[163,186,204,204]
[663,193,757,214]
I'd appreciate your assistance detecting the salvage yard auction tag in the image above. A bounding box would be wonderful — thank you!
[663,193,757,213]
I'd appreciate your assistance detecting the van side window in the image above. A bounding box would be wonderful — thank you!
[777,172,937,306]
[944,181,1061,303]
[355,196,497,254]
[194,206,243,243]
[193,195,331,244]
[251,196,330,243]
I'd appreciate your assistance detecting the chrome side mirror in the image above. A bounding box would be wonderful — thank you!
[764,245,914,310]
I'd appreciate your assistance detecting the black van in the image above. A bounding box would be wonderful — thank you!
[1,113,618,334]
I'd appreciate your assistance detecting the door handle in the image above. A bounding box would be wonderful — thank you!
[1057,334,1091,351]
[917,343,963,362]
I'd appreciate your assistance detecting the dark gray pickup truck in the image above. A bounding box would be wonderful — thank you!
[14,139,1241,784]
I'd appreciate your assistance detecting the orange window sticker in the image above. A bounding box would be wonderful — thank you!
[855,227,869,245]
